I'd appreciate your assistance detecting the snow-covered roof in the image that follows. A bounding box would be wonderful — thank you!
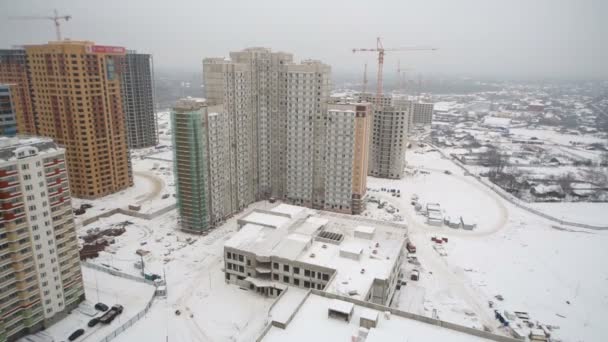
[0,136,62,163]
[261,293,495,342]
[483,116,511,128]
[355,225,375,235]
[271,204,308,218]
[225,204,406,301]
[328,299,354,315]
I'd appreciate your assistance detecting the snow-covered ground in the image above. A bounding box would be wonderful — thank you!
[363,145,608,341]
[80,201,277,342]
[510,127,606,146]
[20,267,155,342]
[529,202,608,226]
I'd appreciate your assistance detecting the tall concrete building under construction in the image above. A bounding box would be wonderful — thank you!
[121,51,158,148]
[24,41,133,199]
[0,137,84,341]
[171,98,211,233]
[0,49,37,135]
[368,105,410,179]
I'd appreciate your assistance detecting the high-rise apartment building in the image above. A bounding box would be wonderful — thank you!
[0,85,17,136]
[0,50,36,135]
[204,48,294,203]
[204,49,335,209]
[284,60,331,208]
[368,106,410,179]
[121,51,158,148]
[0,136,84,341]
[24,41,133,199]
[205,107,235,225]
[324,103,371,214]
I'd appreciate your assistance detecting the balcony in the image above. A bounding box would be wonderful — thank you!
[0,169,18,178]
[50,196,65,207]
[44,158,64,167]
[3,212,25,223]
[0,179,19,189]
[0,190,22,200]
[1,201,24,210]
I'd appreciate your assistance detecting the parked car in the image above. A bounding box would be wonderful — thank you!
[94,302,109,312]
[87,318,100,327]
[99,304,124,324]
[68,329,85,341]
[80,203,93,209]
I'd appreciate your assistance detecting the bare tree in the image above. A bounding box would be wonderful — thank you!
[481,147,507,178]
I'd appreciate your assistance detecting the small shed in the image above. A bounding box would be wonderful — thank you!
[427,211,443,226]
[360,309,379,329]
[328,299,354,322]
[461,217,477,230]
[155,286,167,297]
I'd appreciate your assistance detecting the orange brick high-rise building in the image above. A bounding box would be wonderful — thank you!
[24,41,132,198]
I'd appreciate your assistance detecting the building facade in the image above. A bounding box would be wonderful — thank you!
[411,102,434,125]
[368,106,410,179]
[0,50,36,135]
[324,103,371,214]
[205,49,371,216]
[284,60,331,208]
[24,41,133,199]
[0,137,84,342]
[0,85,17,136]
[224,205,405,306]
[121,51,158,149]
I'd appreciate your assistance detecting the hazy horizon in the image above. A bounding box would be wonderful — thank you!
[1,0,606,80]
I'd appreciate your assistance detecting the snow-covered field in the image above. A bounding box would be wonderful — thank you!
[362,145,608,341]
[529,202,608,226]
[79,201,277,342]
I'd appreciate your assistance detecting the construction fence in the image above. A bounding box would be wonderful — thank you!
[97,290,157,342]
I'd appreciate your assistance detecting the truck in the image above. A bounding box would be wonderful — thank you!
[406,241,416,253]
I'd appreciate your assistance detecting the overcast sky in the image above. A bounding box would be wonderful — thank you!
[1,0,606,79]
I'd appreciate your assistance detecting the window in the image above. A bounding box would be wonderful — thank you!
[322,274,329,281]
[293,267,300,274]
[227,252,232,259]
[273,262,279,269]
[238,265,244,272]
[283,264,289,272]
[304,281,310,288]
[238,255,244,262]
[311,271,316,278]
[283,276,289,283]
[294,278,300,286]
[304,269,310,276]
[273,274,279,280]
